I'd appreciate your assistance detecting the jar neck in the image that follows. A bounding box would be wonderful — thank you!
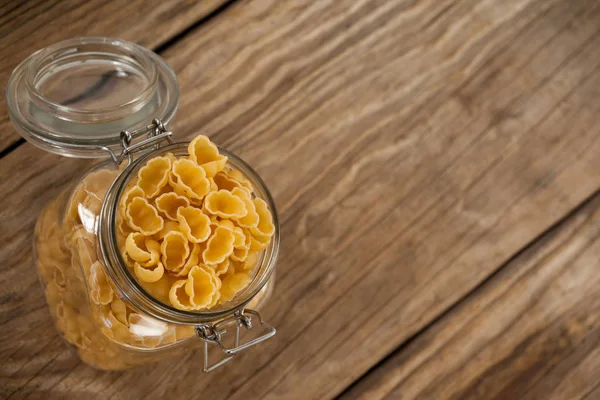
[98,143,280,325]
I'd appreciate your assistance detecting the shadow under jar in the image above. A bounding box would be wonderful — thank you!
[6,37,279,371]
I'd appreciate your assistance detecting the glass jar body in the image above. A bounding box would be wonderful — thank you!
[35,154,276,370]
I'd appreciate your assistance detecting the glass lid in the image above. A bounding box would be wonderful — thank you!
[6,37,179,158]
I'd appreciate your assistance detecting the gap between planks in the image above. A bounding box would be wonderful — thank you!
[333,180,600,400]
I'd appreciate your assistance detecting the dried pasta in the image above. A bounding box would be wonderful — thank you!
[137,156,172,197]
[204,190,247,219]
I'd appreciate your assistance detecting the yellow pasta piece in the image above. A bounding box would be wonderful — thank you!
[213,171,244,192]
[161,231,190,272]
[169,279,194,311]
[232,226,246,248]
[138,274,172,304]
[83,168,119,197]
[175,243,203,277]
[68,184,88,223]
[134,261,165,283]
[188,135,228,178]
[126,197,164,235]
[250,233,271,251]
[110,298,128,326]
[242,251,260,271]
[125,232,150,262]
[177,206,211,243]
[225,168,254,192]
[172,159,211,200]
[212,258,231,276]
[185,265,218,309]
[120,185,144,212]
[89,261,114,305]
[249,198,275,238]
[154,220,180,240]
[202,226,235,265]
[203,190,247,219]
[231,245,249,262]
[155,192,190,221]
[137,156,172,198]
[232,188,259,228]
[219,273,252,304]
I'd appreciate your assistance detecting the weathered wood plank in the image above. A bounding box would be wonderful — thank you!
[0,0,232,153]
[3,0,600,399]
[340,190,600,400]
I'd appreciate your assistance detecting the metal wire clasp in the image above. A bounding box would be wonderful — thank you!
[102,118,173,165]
[195,309,276,372]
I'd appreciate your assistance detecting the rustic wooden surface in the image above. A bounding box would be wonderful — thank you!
[2,0,600,399]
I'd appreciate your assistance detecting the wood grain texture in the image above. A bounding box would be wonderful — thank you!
[3,0,600,399]
[0,0,231,153]
[340,191,600,400]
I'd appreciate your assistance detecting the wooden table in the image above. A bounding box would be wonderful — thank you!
[2,1,600,399]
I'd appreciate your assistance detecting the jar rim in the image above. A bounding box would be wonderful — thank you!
[98,142,280,325]
[6,37,179,158]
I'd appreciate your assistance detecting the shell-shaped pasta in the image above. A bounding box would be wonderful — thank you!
[175,243,203,277]
[185,265,218,309]
[121,185,144,208]
[188,135,228,178]
[155,192,190,221]
[204,190,247,219]
[232,226,246,248]
[249,198,275,238]
[177,206,211,243]
[203,227,235,265]
[138,274,172,304]
[213,171,244,192]
[232,188,259,228]
[250,233,271,251]
[137,156,172,197]
[231,245,249,262]
[84,168,119,196]
[126,197,164,235]
[219,273,252,304]
[242,251,260,271]
[226,168,254,192]
[110,298,128,325]
[161,231,190,272]
[212,258,230,276]
[172,159,211,200]
[154,220,180,240]
[134,261,165,283]
[169,279,194,311]
[125,232,151,262]
[89,261,114,305]
[209,177,218,192]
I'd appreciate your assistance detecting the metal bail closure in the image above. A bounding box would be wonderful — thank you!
[195,309,276,372]
[101,118,174,165]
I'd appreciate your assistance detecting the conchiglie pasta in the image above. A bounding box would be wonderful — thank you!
[126,197,164,235]
[219,273,252,304]
[160,231,190,272]
[185,266,219,309]
[204,190,247,219]
[249,198,275,238]
[137,156,172,197]
[134,262,165,283]
[203,226,235,265]
[177,206,211,243]
[188,135,228,178]
[89,261,114,305]
[155,192,190,221]
[172,159,211,200]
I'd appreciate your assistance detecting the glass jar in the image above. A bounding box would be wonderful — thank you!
[6,37,279,371]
